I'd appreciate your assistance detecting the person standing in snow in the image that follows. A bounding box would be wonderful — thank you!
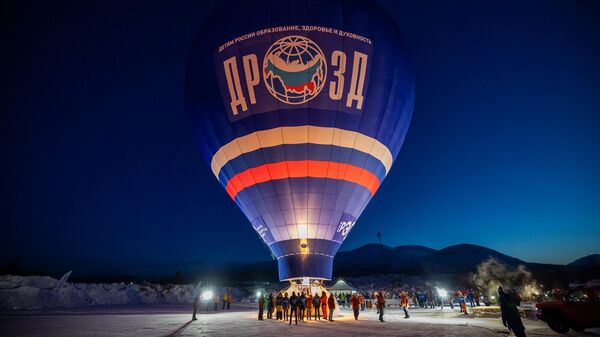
[350,293,360,320]
[192,294,200,320]
[306,292,313,320]
[266,293,273,319]
[359,293,365,311]
[417,291,425,308]
[258,294,265,320]
[320,291,328,321]
[313,293,321,320]
[376,291,385,322]
[283,292,289,321]
[467,290,475,308]
[213,293,219,311]
[222,290,232,310]
[401,291,410,318]
[498,287,526,337]
[458,291,468,315]
[289,291,299,325]
[276,293,284,320]
[299,292,306,322]
[327,293,336,321]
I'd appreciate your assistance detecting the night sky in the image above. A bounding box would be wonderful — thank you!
[1,0,599,274]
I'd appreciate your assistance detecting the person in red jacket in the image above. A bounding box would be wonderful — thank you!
[320,291,328,320]
[359,293,365,311]
[376,291,385,322]
[350,293,360,320]
[401,291,410,318]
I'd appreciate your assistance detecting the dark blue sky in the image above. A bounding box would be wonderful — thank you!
[1,0,599,272]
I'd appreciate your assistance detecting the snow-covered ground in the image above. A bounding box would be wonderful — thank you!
[2,303,599,337]
[0,275,198,310]
[0,275,257,310]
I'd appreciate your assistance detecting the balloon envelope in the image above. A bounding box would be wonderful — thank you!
[186,0,414,281]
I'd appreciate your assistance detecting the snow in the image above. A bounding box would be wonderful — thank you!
[0,275,198,310]
[2,275,599,336]
[2,304,598,337]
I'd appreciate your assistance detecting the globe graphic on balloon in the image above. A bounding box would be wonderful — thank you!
[263,35,327,104]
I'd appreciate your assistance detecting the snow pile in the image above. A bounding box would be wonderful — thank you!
[0,275,197,310]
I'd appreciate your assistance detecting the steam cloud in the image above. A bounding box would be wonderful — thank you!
[472,257,541,301]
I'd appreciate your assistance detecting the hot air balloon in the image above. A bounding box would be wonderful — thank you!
[186,0,414,282]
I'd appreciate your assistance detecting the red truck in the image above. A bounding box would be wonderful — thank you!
[536,285,600,333]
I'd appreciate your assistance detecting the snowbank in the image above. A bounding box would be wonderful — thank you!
[0,275,197,310]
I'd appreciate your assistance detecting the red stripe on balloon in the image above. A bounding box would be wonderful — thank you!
[225,160,381,200]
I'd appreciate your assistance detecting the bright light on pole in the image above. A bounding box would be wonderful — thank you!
[202,290,213,300]
[256,291,261,298]
[437,287,447,298]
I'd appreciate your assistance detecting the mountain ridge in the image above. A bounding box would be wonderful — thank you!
[6,243,598,284]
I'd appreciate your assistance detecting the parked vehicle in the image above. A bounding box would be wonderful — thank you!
[536,285,600,333]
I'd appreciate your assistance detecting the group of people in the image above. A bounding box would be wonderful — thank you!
[406,289,479,311]
[372,290,410,322]
[258,291,337,324]
[194,285,526,337]
[192,290,233,320]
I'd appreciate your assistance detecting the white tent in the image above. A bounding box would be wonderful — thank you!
[327,278,356,295]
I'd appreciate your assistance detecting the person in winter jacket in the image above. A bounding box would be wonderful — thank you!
[350,293,360,320]
[359,293,365,311]
[282,292,289,320]
[192,294,200,320]
[327,293,336,321]
[401,291,410,318]
[226,291,232,309]
[306,293,313,320]
[276,293,284,320]
[289,292,299,325]
[313,293,321,320]
[299,292,306,322]
[258,295,265,320]
[418,292,425,308]
[213,293,219,311]
[467,290,475,308]
[376,291,385,322]
[320,291,328,320]
[498,287,526,337]
[458,291,468,315]
[266,293,274,319]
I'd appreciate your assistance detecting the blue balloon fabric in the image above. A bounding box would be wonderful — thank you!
[186,0,414,281]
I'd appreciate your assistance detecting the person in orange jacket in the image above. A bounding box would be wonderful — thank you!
[222,290,232,310]
[458,291,468,315]
[401,291,410,318]
[320,291,328,320]
[359,293,365,311]
[350,293,360,320]
[226,291,232,310]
